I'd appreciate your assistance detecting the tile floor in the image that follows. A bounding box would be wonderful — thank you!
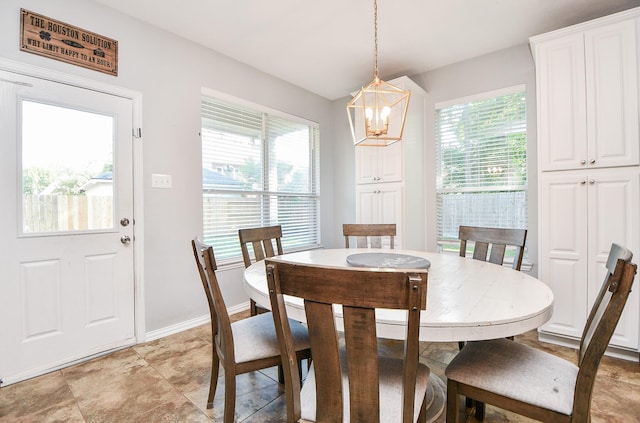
[1,311,639,422]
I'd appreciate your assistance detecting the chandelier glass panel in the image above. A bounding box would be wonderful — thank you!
[347,0,411,146]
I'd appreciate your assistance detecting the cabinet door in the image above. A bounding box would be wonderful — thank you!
[355,187,378,224]
[536,33,587,171]
[355,146,379,184]
[539,172,589,338]
[587,167,640,349]
[355,142,402,184]
[355,184,403,248]
[585,20,639,169]
[378,141,403,183]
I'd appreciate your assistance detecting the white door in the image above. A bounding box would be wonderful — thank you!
[587,167,640,349]
[585,19,639,169]
[0,70,135,385]
[538,171,588,338]
[534,32,587,172]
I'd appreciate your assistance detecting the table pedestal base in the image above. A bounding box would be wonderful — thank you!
[424,374,446,422]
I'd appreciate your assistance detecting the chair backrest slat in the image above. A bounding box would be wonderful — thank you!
[266,260,427,423]
[458,226,527,270]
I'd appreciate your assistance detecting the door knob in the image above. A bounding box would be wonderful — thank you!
[120,218,130,227]
[120,235,131,245]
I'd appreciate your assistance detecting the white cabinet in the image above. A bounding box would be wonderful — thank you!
[353,76,427,250]
[355,141,402,184]
[532,8,640,357]
[533,17,639,172]
[356,184,403,248]
[539,168,640,348]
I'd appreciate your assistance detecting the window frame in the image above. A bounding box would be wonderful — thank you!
[200,88,321,266]
[434,85,528,262]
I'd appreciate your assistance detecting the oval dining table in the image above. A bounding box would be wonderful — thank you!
[243,248,554,422]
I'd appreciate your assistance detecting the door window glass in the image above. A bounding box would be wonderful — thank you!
[21,100,114,234]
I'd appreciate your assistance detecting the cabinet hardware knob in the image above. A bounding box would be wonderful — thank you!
[589,179,595,184]
[590,159,596,164]
[580,160,587,165]
[580,180,587,185]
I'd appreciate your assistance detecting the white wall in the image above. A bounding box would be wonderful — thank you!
[0,0,336,334]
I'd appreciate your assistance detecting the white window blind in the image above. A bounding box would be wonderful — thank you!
[435,86,527,253]
[201,94,320,264]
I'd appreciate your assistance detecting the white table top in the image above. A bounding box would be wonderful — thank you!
[243,248,554,342]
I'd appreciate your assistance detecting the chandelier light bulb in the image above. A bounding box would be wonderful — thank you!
[381,106,391,121]
[366,107,373,122]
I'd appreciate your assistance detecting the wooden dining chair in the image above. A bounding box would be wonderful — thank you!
[457,226,528,414]
[458,225,528,270]
[238,225,284,316]
[265,258,429,423]
[445,243,636,422]
[191,238,311,423]
[343,223,396,249]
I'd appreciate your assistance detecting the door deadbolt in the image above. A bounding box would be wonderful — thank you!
[120,218,130,227]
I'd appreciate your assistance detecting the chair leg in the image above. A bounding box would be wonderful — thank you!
[207,350,220,409]
[475,401,485,421]
[223,371,236,423]
[458,342,474,409]
[279,358,303,385]
[417,392,427,423]
[446,379,459,423]
[253,299,286,383]
[278,363,285,384]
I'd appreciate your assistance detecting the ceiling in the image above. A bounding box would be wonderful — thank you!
[92,0,640,100]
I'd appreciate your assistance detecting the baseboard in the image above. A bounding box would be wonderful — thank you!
[143,302,250,342]
[538,330,639,362]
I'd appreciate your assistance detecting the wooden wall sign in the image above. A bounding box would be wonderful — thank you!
[20,9,118,76]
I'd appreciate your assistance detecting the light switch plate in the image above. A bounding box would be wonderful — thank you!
[151,173,172,188]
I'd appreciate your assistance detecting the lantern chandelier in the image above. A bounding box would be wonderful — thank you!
[347,0,411,147]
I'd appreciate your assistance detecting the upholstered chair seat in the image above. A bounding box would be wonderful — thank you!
[446,338,578,416]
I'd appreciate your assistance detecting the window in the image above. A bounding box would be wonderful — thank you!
[201,92,320,264]
[435,86,527,255]
[21,101,114,234]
